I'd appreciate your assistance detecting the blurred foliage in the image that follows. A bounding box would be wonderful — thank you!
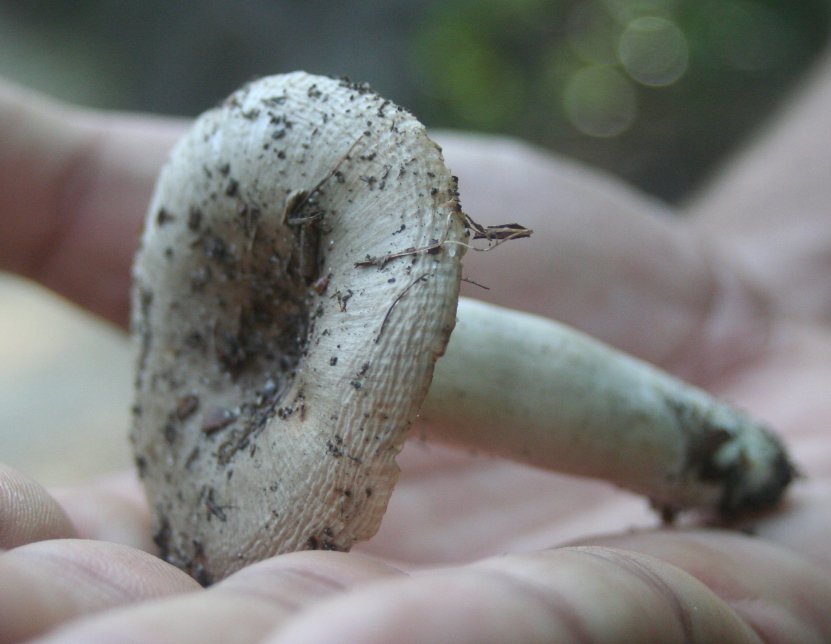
[1,0,828,201]
[412,0,830,199]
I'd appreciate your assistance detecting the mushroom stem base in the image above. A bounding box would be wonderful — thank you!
[421,297,795,518]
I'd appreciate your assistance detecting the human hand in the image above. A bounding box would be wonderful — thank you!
[2,77,831,642]
[3,452,829,642]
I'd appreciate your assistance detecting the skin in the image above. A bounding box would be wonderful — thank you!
[1,49,831,641]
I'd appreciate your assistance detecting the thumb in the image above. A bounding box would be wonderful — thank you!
[0,79,184,327]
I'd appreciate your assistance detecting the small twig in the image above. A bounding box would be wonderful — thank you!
[356,243,439,268]
[461,276,491,290]
[375,274,430,343]
[356,212,533,268]
[464,213,532,243]
[282,133,368,225]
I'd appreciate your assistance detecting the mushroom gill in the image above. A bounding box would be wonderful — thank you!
[131,72,467,584]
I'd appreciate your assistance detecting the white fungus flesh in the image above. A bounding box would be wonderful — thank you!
[131,73,467,584]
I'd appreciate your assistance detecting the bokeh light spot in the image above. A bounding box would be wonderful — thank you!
[618,16,688,86]
[564,65,637,137]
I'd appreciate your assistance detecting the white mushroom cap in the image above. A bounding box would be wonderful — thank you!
[131,72,467,583]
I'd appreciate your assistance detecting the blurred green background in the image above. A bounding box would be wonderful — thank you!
[1,0,829,201]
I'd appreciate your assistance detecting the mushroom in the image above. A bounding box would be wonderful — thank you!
[131,72,794,584]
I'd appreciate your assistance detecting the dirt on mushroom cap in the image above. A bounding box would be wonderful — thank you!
[131,72,468,584]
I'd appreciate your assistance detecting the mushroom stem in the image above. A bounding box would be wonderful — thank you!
[422,297,794,518]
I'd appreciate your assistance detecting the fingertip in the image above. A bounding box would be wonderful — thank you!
[50,470,154,552]
[269,547,760,644]
[0,463,77,548]
[218,549,405,596]
[39,551,403,644]
[0,538,199,642]
[576,529,831,642]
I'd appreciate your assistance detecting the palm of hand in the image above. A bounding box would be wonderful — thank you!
[8,327,827,642]
[2,123,831,641]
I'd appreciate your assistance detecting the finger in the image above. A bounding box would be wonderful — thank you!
[689,52,831,323]
[0,538,199,642]
[40,551,403,644]
[268,547,759,643]
[743,479,831,570]
[50,470,154,552]
[705,322,831,469]
[362,442,654,566]
[579,529,831,642]
[0,79,183,327]
[436,132,772,384]
[0,463,77,548]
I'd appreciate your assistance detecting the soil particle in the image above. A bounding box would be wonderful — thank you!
[175,394,200,420]
[188,207,203,231]
[156,208,174,226]
[201,407,238,435]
